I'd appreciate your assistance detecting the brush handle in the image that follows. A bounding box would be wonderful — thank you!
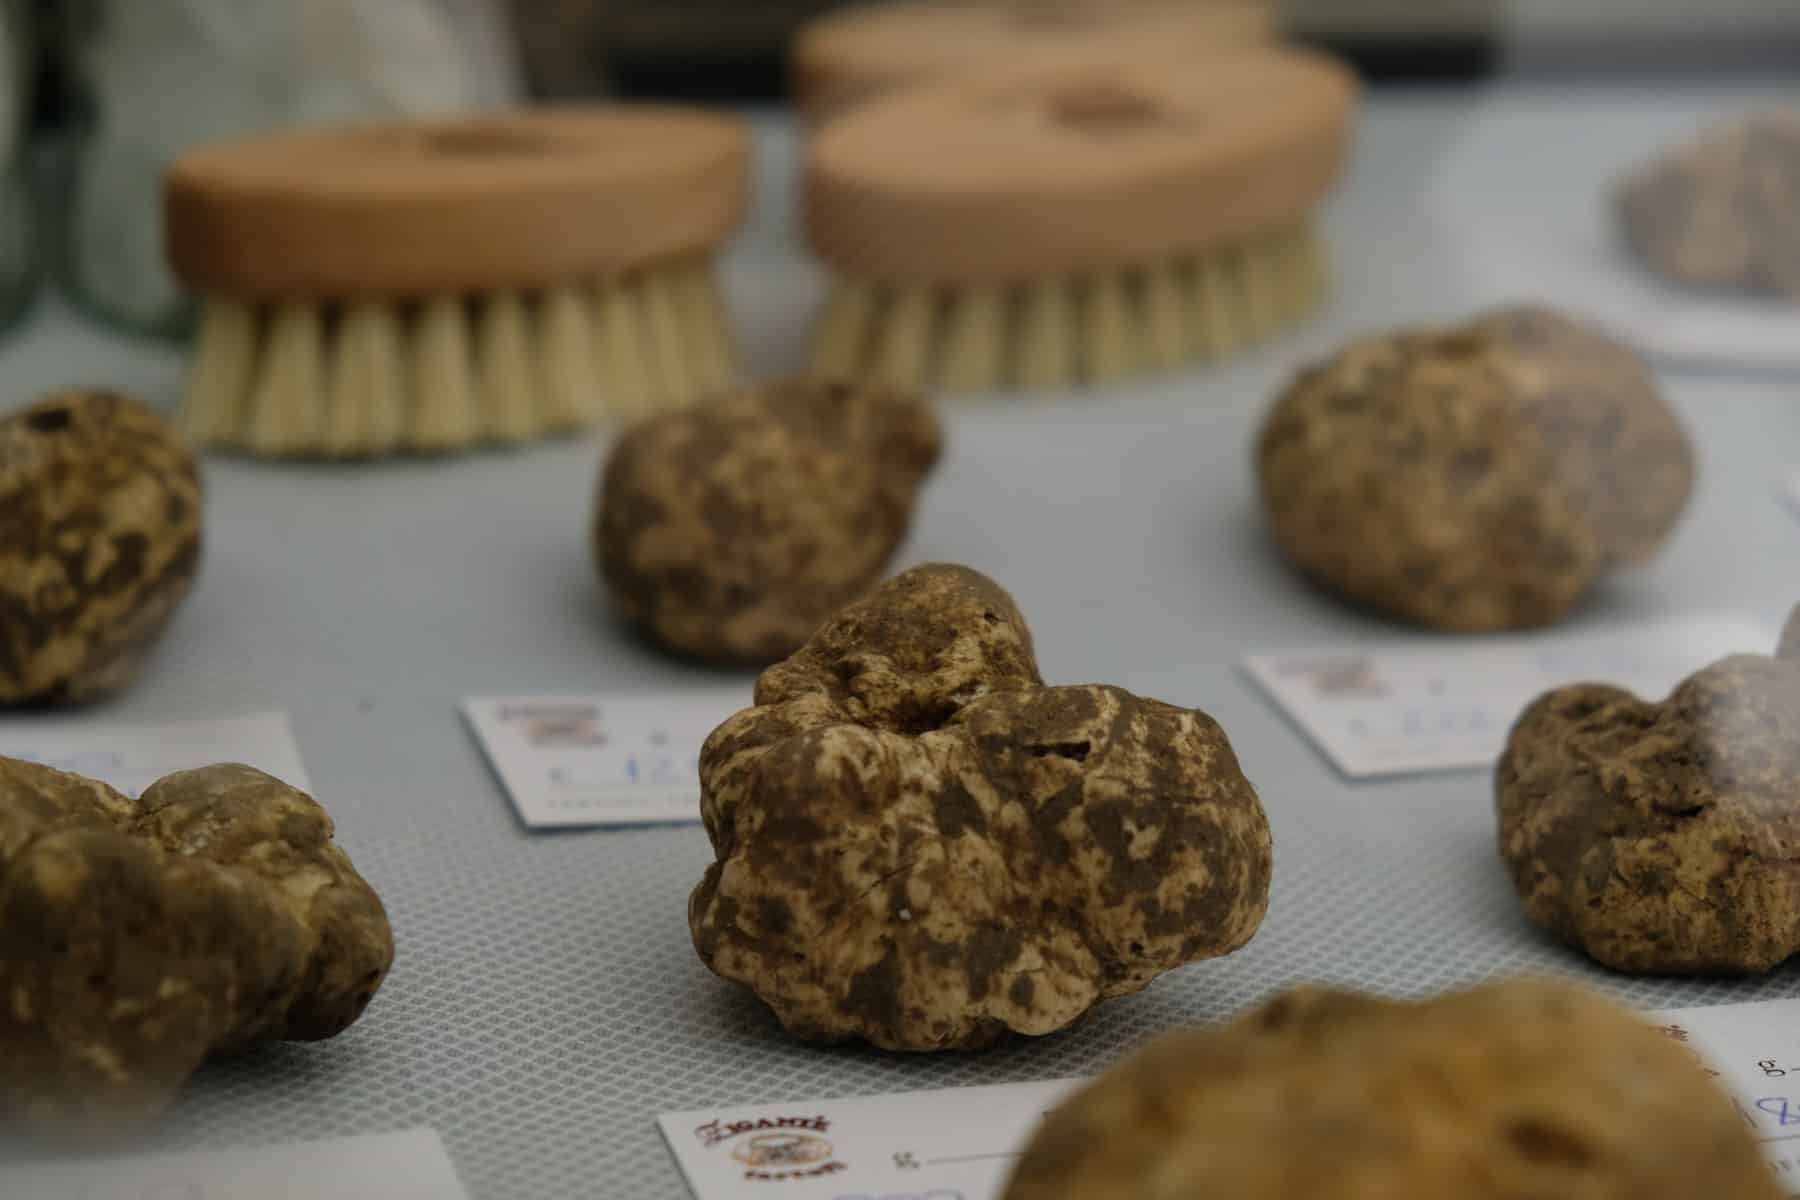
[792,0,1275,122]
[166,107,749,302]
[807,46,1358,287]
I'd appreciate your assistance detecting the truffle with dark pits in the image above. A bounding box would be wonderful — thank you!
[594,377,941,664]
[1498,610,1800,974]
[0,391,203,704]
[1003,979,1779,1200]
[689,563,1271,1051]
[0,759,393,1134]
[1257,306,1693,631]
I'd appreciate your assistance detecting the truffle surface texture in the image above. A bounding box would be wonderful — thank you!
[1616,109,1800,297]
[1003,979,1780,1200]
[690,563,1272,1051]
[1499,610,1800,974]
[0,759,393,1133]
[0,390,203,704]
[594,377,941,664]
[1257,305,1693,631]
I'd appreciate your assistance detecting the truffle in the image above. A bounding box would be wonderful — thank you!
[1002,979,1780,1200]
[690,564,1271,1051]
[1257,306,1693,631]
[0,758,393,1133]
[594,377,941,664]
[1616,109,1800,298]
[1498,611,1800,974]
[0,391,203,705]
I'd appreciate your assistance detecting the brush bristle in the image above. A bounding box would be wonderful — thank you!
[180,255,738,458]
[808,221,1328,394]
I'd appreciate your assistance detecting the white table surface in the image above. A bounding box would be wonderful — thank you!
[2,79,1798,1198]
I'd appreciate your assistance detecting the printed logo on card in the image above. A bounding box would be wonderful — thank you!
[693,1114,846,1182]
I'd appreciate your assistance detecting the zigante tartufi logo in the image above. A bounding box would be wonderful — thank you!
[693,1114,847,1182]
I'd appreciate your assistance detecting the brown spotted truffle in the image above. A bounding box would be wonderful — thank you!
[594,377,941,664]
[0,391,203,705]
[1616,109,1800,298]
[1002,978,1780,1200]
[690,563,1272,1051]
[1257,306,1693,632]
[0,758,393,1133]
[1498,612,1800,975]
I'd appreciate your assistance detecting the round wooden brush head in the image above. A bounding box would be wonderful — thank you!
[806,46,1359,288]
[793,0,1276,122]
[166,107,750,303]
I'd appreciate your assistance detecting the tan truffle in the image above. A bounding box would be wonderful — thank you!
[1498,612,1800,974]
[0,759,393,1133]
[1257,306,1693,631]
[0,391,203,705]
[1616,109,1800,298]
[1003,979,1780,1200]
[690,564,1272,1051]
[594,377,941,664]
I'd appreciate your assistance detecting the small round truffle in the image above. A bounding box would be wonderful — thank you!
[0,759,394,1134]
[1616,109,1800,298]
[690,564,1272,1051]
[1498,610,1800,975]
[594,377,941,665]
[0,390,203,704]
[1003,979,1781,1200]
[1257,306,1694,631]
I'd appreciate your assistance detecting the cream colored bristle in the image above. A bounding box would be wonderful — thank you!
[475,292,542,443]
[1083,274,1139,384]
[182,298,258,447]
[538,284,600,432]
[676,257,735,396]
[592,277,655,417]
[1294,223,1327,315]
[246,303,325,456]
[1141,264,1190,372]
[1187,256,1243,360]
[1237,242,1281,343]
[871,287,936,392]
[1014,279,1077,389]
[938,285,1006,394]
[642,268,696,407]
[324,302,406,457]
[811,283,878,380]
[409,297,480,451]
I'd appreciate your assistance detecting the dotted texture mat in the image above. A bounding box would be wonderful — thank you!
[4,85,1800,1198]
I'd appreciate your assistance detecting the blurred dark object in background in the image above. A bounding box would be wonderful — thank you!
[505,0,613,97]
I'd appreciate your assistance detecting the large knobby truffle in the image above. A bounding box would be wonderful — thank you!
[1003,979,1779,1200]
[1257,306,1693,632]
[1498,610,1800,974]
[1616,109,1800,297]
[690,564,1272,1051]
[594,377,941,664]
[0,759,393,1133]
[0,391,203,704]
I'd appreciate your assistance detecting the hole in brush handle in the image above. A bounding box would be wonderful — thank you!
[424,127,563,158]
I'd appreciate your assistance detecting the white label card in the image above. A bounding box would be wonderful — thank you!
[1243,612,1772,778]
[1782,469,1800,525]
[660,1078,1084,1200]
[0,711,309,797]
[7,1128,468,1200]
[1652,999,1800,1192]
[661,1001,1800,1200]
[462,691,750,828]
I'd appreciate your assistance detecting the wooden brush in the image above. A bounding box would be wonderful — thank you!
[793,0,1276,123]
[805,47,1359,396]
[164,108,749,458]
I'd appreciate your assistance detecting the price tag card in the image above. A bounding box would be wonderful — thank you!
[1652,998,1800,1191]
[0,711,309,797]
[8,1128,468,1199]
[1244,612,1772,778]
[462,691,749,828]
[660,1078,1084,1200]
